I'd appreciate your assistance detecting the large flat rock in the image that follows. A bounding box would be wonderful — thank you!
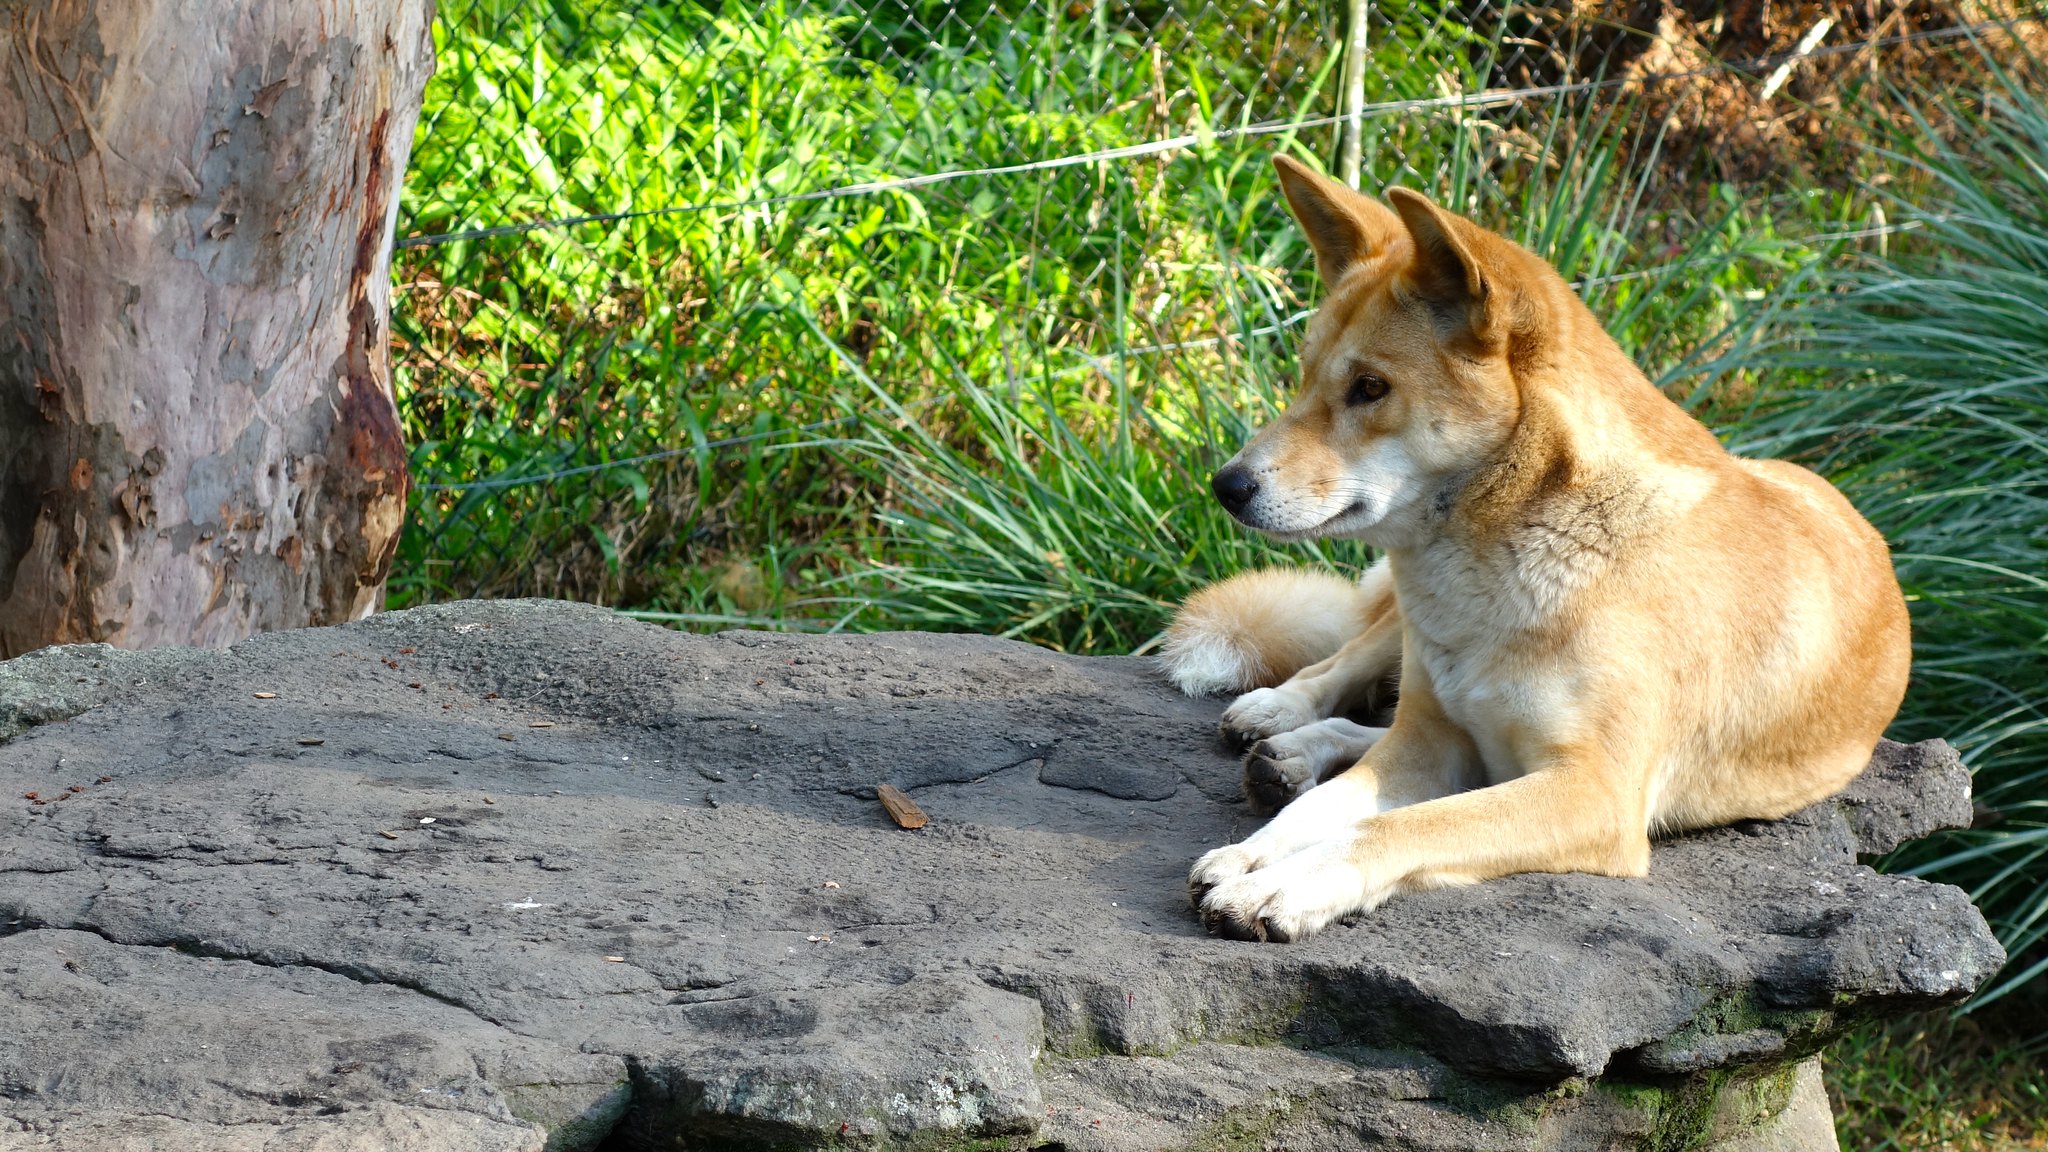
[0,600,2004,1150]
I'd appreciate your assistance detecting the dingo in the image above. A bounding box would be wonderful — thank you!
[1162,156,1910,943]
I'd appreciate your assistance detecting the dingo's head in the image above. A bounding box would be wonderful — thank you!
[1211,156,1559,549]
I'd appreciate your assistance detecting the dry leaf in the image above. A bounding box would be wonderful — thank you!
[253,692,276,700]
[298,738,324,746]
[528,720,555,729]
[379,830,399,840]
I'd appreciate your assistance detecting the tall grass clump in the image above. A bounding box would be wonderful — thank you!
[390,0,1366,609]
[1722,61,2048,1006]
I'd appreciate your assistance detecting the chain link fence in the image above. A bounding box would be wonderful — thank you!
[386,0,2040,623]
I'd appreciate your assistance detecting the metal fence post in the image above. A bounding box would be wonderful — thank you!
[1338,0,1370,188]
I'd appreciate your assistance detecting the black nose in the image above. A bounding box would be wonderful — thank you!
[1211,466,1259,515]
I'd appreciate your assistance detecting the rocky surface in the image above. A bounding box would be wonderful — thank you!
[0,599,2004,1150]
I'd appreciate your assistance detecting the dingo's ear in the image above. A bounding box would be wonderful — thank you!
[1273,154,1404,287]
[1387,188,1500,346]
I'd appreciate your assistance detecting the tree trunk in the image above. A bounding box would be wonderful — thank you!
[0,0,434,657]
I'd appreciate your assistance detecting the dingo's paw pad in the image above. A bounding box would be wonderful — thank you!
[1243,741,1313,815]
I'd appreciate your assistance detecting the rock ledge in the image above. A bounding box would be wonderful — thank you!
[0,600,2003,1151]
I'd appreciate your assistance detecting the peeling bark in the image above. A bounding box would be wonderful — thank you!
[0,0,433,656]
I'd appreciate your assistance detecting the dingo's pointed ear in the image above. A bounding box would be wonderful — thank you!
[1387,188,1500,344]
[1273,154,1403,286]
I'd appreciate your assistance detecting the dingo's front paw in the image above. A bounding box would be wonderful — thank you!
[1196,845,1369,943]
[1187,843,1262,906]
[1219,687,1320,751]
[1242,739,1315,815]
[1242,719,1386,815]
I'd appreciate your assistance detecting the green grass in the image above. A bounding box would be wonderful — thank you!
[392,0,1385,606]
[1828,1008,2048,1150]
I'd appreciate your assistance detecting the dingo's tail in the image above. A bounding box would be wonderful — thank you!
[1160,561,1392,697]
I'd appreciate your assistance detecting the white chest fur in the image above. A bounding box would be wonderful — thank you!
[1394,539,1581,786]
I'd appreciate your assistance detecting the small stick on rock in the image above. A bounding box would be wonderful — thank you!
[875,784,927,830]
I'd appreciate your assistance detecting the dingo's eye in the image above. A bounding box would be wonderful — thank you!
[1347,373,1390,406]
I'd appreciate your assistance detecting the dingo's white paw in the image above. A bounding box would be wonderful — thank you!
[1187,843,1262,905]
[1197,844,1371,943]
[1219,686,1320,750]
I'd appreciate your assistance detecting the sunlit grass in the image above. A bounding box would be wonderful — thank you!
[1829,1009,2048,1150]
